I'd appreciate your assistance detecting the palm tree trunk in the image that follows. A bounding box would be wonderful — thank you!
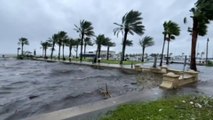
[76,45,78,58]
[62,43,65,60]
[107,46,110,60]
[58,45,61,60]
[44,48,47,59]
[206,39,209,64]
[17,49,19,56]
[142,47,145,62]
[98,45,101,58]
[80,33,84,62]
[42,48,44,57]
[69,44,72,58]
[159,34,166,66]
[84,44,86,59]
[21,43,24,56]
[166,40,170,64]
[120,30,128,65]
[50,42,55,59]
[190,18,198,71]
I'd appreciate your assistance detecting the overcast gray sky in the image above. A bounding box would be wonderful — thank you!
[0,0,212,57]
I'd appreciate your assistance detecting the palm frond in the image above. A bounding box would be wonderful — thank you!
[124,39,133,47]
[164,20,180,39]
[75,20,95,38]
[139,36,154,47]
[113,27,123,37]
[113,10,145,37]
[114,22,123,27]
[18,37,29,45]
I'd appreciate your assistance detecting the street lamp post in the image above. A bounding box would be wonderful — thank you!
[206,38,209,64]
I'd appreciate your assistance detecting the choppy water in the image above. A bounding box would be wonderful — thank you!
[0,59,145,120]
[0,59,213,120]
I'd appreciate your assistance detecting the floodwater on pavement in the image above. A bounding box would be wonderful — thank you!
[0,59,147,120]
[0,59,212,120]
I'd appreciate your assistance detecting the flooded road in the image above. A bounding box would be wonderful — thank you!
[0,59,212,120]
[0,59,145,120]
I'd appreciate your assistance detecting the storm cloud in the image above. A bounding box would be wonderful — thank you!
[0,0,212,57]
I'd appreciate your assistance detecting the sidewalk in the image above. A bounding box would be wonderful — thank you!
[34,58,136,70]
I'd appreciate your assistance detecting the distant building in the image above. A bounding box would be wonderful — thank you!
[85,50,116,59]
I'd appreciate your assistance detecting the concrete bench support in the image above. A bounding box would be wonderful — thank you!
[160,70,198,89]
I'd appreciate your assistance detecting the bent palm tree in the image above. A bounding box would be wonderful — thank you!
[18,37,29,56]
[159,22,168,66]
[114,10,145,64]
[56,31,68,60]
[139,36,154,62]
[185,0,213,71]
[95,35,109,59]
[74,20,95,62]
[68,38,75,58]
[49,34,58,59]
[106,40,115,60]
[62,38,69,60]
[84,37,93,58]
[41,41,52,59]
[165,21,180,64]
[74,39,81,58]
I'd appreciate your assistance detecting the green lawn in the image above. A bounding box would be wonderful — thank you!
[207,61,213,66]
[101,96,213,120]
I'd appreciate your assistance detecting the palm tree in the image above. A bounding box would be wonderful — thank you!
[159,22,168,66]
[18,37,29,56]
[84,37,93,58]
[49,34,58,59]
[95,34,109,59]
[165,21,180,64]
[106,40,115,60]
[185,0,213,71]
[74,39,81,58]
[139,36,154,62]
[56,31,68,60]
[62,38,69,60]
[68,38,75,58]
[114,10,145,64]
[41,41,52,59]
[74,20,95,62]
